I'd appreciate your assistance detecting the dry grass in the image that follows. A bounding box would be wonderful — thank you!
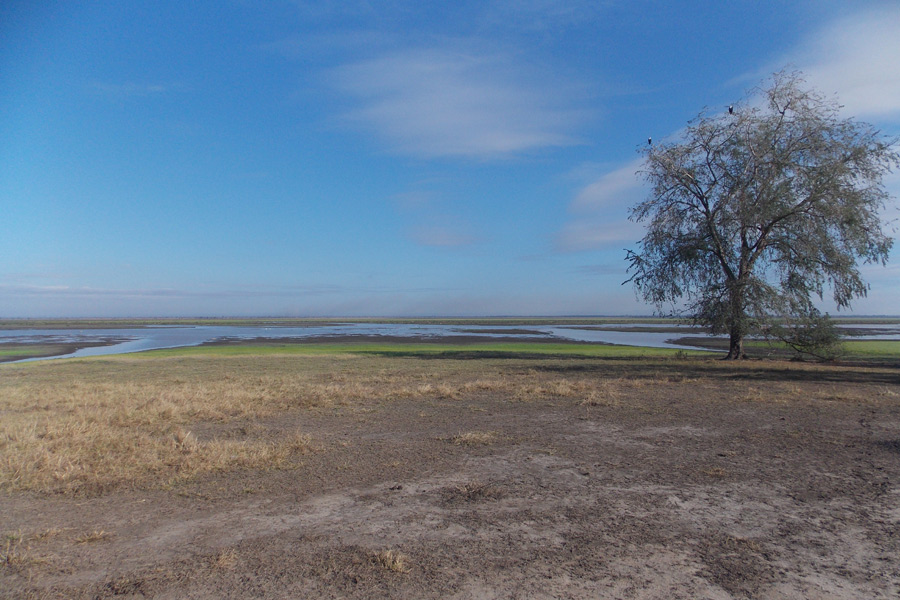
[2,533,25,567]
[212,548,238,570]
[0,357,333,493]
[31,528,65,541]
[442,480,504,503]
[3,352,896,495]
[373,549,410,573]
[0,355,624,494]
[75,530,111,544]
[701,467,729,478]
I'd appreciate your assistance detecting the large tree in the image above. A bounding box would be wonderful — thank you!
[627,71,897,359]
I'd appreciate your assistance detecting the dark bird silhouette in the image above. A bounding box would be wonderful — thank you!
[728,105,734,114]
[648,137,652,145]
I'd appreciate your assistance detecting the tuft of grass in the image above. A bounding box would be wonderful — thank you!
[31,527,65,541]
[75,530,111,544]
[701,467,729,478]
[443,480,503,503]
[373,549,410,573]
[2,533,24,567]
[172,428,199,453]
[212,548,238,570]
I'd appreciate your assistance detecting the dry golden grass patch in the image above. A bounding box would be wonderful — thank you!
[373,549,410,573]
[211,548,239,570]
[0,357,338,493]
[5,352,893,496]
[2,355,638,494]
[579,378,631,406]
[0,354,652,493]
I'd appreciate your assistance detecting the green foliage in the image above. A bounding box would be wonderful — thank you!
[767,312,844,361]
[627,70,897,359]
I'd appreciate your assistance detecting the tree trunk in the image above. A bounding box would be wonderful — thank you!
[725,330,746,360]
[724,279,748,360]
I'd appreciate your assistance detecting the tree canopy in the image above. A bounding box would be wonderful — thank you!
[627,71,897,359]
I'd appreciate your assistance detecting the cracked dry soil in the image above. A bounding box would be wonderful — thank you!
[3,356,900,599]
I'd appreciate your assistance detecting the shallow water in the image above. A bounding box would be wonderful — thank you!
[2,322,898,363]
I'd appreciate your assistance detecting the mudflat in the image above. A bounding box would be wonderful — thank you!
[2,352,899,599]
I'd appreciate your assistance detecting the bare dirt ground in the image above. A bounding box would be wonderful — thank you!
[3,354,900,599]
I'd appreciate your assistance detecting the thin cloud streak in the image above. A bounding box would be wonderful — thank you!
[332,44,589,158]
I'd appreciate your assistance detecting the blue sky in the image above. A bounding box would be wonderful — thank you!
[1,0,899,317]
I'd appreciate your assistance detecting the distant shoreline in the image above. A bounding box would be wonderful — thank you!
[2,315,899,330]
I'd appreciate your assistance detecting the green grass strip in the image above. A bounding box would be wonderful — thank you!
[841,340,900,358]
[137,342,707,359]
[0,345,61,358]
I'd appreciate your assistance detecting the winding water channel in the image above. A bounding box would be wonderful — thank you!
[2,322,899,363]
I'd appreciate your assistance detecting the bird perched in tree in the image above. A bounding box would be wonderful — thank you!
[648,137,652,145]
[728,105,734,114]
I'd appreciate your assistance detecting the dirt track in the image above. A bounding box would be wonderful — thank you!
[3,356,900,599]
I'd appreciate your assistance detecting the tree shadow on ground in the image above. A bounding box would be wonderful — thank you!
[873,440,900,454]
[521,357,900,387]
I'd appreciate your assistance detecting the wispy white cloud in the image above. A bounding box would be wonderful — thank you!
[331,44,589,158]
[556,159,646,252]
[569,158,645,213]
[776,5,900,120]
[560,4,900,254]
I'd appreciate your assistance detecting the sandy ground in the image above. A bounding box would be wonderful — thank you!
[2,356,900,599]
